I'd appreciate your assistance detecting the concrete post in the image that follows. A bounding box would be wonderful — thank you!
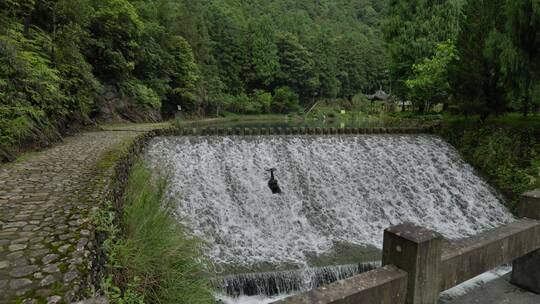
[511,192,540,294]
[382,223,442,304]
[517,191,540,219]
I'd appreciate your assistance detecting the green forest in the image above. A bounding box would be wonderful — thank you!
[2,1,540,303]
[0,0,388,159]
[1,0,539,158]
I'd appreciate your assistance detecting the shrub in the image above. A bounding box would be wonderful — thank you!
[128,81,161,109]
[439,121,540,210]
[272,86,300,113]
[226,93,251,114]
[250,90,272,113]
[0,24,66,159]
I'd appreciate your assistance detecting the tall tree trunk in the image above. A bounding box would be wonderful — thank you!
[480,111,489,123]
[418,102,425,114]
[523,78,532,117]
[443,102,449,112]
[523,96,530,117]
[51,7,57,65]
[24,15,31,36]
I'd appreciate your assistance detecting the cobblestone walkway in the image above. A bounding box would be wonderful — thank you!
[0,127,160,303]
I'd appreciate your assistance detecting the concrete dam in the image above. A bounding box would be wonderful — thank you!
[144,134,515,303]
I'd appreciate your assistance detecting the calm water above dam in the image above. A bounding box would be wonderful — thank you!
[144,134,514,302]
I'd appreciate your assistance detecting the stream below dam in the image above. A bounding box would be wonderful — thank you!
[144,134,514,303]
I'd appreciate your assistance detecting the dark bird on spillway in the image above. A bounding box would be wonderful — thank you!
[266,168,282,194]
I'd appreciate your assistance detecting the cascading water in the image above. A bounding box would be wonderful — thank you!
[144,134,515,302]
[213,262,381,297]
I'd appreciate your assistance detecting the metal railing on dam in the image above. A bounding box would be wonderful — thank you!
[273,192,540,304]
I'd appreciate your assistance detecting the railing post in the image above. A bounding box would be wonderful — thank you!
[517,191,540,219]
[382,223,442,304]
[511,191,540,293]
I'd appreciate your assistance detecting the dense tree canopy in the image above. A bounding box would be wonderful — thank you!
[0,0,389,158]
[3,0,540,160]
[384,0,540,118]
[383,0,463,98]
[450,0,507,119]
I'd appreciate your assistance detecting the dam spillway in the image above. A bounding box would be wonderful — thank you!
[144,134,515,301]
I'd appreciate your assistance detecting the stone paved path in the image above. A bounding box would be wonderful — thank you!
[0,126,163,304]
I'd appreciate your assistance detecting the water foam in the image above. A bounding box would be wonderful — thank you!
[213,262,381,296]
[145,135,514,268]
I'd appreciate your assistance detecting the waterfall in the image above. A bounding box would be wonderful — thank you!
[213,262,381,297]
[144,134,515,301]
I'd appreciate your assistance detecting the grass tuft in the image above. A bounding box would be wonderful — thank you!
[99,161,215,303]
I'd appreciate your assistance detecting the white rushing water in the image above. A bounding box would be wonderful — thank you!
[145,135,514,268]
[212,262,381,297]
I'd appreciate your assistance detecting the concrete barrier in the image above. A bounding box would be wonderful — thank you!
[512,192,540,294]
[274,266,408,304]
[518,191,540,220]
[383,223,442,304]
[440,219,540,291]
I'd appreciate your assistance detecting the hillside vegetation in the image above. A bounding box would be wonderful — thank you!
[0,0,388,161]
